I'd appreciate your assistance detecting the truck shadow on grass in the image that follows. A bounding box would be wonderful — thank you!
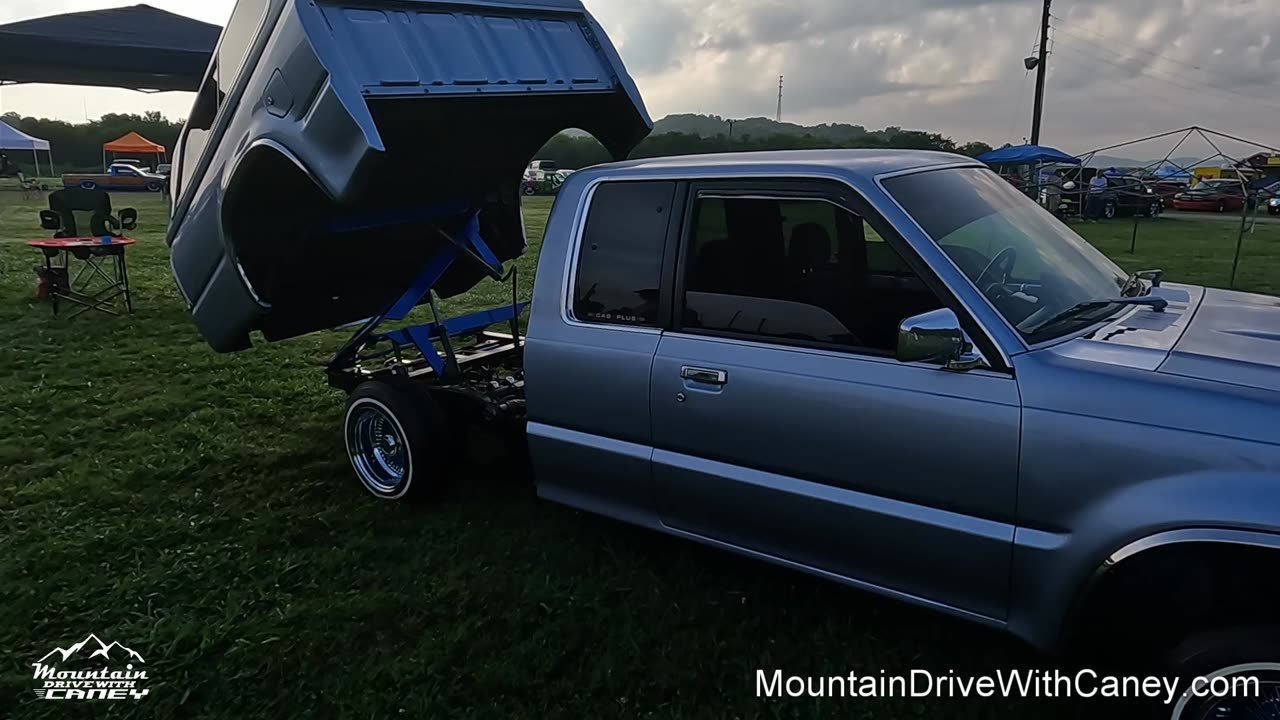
[433,444,1113,719]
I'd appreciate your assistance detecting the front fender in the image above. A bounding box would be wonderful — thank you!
[1007,470,1280,651]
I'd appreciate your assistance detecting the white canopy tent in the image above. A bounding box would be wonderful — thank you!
[0,120,53,177]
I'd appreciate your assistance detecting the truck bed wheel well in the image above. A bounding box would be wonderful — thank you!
[1065,543,1280,664]
[221,145,333,305]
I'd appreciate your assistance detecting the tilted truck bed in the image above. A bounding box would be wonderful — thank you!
[168,0,650,351]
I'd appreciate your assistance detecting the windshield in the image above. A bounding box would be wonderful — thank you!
[883,167,1129,343]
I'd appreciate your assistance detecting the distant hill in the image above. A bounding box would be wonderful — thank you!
[652,113,898,143]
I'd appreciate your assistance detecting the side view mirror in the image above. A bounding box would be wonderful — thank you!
[897,308,987,372]
[1134,269,1163,288]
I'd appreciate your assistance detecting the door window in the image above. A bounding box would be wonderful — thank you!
[571,181,676,327]
[681,195,944,353]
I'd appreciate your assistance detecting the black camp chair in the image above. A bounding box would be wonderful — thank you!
[38,187,136,238]
[33,188,137,317]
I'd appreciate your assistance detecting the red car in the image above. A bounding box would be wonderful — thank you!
[1170,179,1247,212]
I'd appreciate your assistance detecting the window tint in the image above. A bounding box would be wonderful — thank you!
[218,0,267,96]
[572,181,676,327]
[682,195,943,353]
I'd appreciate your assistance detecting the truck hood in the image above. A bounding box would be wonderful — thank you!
[1159,288,1280,392]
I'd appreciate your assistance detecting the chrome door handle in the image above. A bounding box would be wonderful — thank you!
[681,366,728,385]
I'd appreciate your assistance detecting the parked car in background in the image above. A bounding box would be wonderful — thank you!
[1059,172,1162,219]
[522,171,569,196]
[1171,179,1248,212]
[526,159,560,182]
[64,163,166,192]
[110,158,149,171]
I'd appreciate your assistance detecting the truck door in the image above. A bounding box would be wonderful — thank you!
[525,180,681,527]
[648,181,1021,621]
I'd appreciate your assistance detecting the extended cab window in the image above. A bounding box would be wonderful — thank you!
[682,195,943,353]
[173,0,266,202]
[218,0,268,95]
[572,181,676,327]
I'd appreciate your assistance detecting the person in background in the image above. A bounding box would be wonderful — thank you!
[1039,168,1063,217]
[1085,172,1108,221]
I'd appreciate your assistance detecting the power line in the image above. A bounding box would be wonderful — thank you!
[1049,43,1223,119]
[1050,33,1280,112]
[1049,15,1208,74]
[1050,29,1270,105]
[1004,26,1043,144]
[1049,17,1280,109]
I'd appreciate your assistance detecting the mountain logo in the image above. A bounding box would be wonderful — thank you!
[31,634,150,702]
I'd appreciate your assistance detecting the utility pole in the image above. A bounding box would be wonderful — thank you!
[776,75,784,123]
[727,119,736,142]
[1029,0,1052,145]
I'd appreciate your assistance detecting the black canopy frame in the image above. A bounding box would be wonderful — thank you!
[0,4,219,93]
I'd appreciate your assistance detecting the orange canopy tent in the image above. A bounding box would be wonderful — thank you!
[102,131,167,170]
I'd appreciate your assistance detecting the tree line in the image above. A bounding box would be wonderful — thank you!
[539,129,993,170]
[2,111,182,174]
[0,110,994,176]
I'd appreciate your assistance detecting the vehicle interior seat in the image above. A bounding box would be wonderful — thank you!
[694,236,752,297]
[787,223,839,306]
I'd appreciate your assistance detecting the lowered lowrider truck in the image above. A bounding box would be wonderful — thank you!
[171,1,1280,716]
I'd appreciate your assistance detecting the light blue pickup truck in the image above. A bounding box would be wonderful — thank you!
[167,0,1279,714]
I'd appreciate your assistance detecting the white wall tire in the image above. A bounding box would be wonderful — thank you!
[1166,627,1280,720]
[343,381,449,502]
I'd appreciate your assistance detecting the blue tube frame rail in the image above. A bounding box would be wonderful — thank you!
[327,205,525,377]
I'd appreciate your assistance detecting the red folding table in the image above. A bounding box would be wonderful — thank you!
[29,237,135,318]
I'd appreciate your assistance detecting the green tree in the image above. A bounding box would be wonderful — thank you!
[1,111,184,174]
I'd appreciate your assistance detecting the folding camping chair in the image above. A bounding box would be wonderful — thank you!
[38,187,136,239]
[18,173,40,200]
[31,188,138,317]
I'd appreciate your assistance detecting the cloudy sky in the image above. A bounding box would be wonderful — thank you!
[1,0,1277,154]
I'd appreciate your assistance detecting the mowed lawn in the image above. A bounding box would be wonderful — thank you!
[1,186,1277,720]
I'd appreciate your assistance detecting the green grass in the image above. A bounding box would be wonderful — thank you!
[1,188,1276,719]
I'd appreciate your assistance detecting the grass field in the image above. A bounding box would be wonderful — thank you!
[1,187,1276,719]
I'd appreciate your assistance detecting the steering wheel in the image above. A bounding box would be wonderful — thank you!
[973,247,1017,299]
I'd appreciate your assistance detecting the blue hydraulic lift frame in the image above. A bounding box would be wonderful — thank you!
[327,203,528,378]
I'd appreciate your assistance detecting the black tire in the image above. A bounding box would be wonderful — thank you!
[145,181,161,192]
[1148,202,1162,218]
[522,184,537,196]
[344,380,453,502]
[1217,201,1226,213]
[79,180,97,190]
[1104,200,1117,220]
[1164,627,1280,719]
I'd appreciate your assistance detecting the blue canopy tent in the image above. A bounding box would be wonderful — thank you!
[0,120,52,177]
[1155,165,1193,181]
[976,144,1081,166]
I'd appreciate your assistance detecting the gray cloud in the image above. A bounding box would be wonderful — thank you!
[588,0,1280,151]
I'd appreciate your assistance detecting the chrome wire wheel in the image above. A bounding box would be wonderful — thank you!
[347,401,411,496]
[1172,664,1280,720]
